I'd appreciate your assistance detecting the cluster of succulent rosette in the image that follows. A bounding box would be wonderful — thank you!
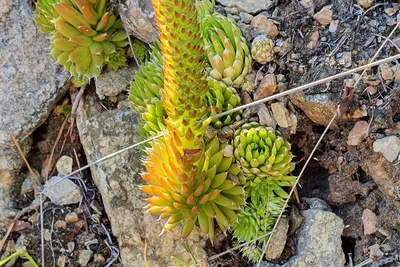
[34,0,295,263]
[129,0,295,262]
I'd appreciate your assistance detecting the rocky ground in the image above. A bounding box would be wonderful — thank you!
[1,0,400,266]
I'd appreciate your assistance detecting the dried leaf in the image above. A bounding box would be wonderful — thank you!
[4,219,31,232]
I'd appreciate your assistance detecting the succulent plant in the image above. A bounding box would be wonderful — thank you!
[106,48,127,71]
[129,39,149,63]
[143,136,244,239]
[206,77,242,128]
[34,0,58,35]
[233,122,295,181]
[232,122,296,262]
[202,12,252,88]
[232,175,294,262]
[35,0,129,80]
[129,42,165,137]
[196,0,214,20]
[251,35,275,64]
[240,244,263,263]
[129,42,243,135]
[141,0,235,240]
[241,72,256,93]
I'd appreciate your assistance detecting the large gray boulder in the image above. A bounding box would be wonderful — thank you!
[0,0,69,221]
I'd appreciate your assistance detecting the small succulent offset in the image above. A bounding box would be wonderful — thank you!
[206,77,242,128]
[233,122,295,181]
[251,35,275,64]
[202,12,252,88]
[34,0,129,81]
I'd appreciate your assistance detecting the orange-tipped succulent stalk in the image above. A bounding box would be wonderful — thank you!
[141,0,245,239]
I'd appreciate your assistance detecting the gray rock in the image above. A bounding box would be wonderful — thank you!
[218,0,277,14]
[0,0,68,221]
[118,0,158,43]
[56,155,73,176]
[361,152,400,205]
[20,169,40,195]
[288,206,303,235]
[286,209,345,267]
[266,217,289,260]
[239,12,254,24]
[78,250,93,267]
[260,209,345,267]
[43,176,82,205]
[373,136,400,162]
[76,92,207,266]
[337,52,352,68]
[95,65,136,99]
[303,197,332,212]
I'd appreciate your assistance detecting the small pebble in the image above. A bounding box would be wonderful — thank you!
[93,254,105,263]
[67,242,75,252]
[43,176,81,205]
[55,220,67,229]
[363,209,378,235]
[78,250,93,267]
[373,136,400,162]
[57,256,68,267]
[314,7,333,26]
[65,212,79,223]
[56,155,73,176]
[329,20,339,32]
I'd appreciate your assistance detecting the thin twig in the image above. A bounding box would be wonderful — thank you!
[67,85,86,138]
[40,193,45,267]
[6,128,41,186]
[0,221,15,251]
[44,115,69,180]
[372,33,400,53]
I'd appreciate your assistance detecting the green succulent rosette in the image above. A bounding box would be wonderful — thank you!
[233,122,295,181]
[129,42,165,137]
[35,0,129,80]
[251,35,275,64]
[206,77,242,128]
[201,12,252,88]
